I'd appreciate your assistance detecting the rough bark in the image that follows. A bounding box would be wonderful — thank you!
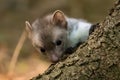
[32,0,120,80]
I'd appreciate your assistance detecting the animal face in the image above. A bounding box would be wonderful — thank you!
[25,10,68,62]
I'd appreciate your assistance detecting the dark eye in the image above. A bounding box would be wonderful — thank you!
[56,40,62,46]
[40,47,46,52]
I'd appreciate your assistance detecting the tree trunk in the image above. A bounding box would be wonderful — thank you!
[32,0,120,80]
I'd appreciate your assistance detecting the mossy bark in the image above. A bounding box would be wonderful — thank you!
[32,0,120,80]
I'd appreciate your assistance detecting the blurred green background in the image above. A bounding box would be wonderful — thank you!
[0,0,115,72]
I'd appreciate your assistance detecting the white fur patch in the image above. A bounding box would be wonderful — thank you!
[67,18,92,47]
[32,33,42,47]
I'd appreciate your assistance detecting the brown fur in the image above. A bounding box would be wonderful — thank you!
[26,10,68,62]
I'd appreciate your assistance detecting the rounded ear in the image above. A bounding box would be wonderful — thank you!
[25,21,32,38]
[25,21,32,32]
[52,10,67,29]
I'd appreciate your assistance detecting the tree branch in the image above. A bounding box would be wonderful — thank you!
[32,0,120,80]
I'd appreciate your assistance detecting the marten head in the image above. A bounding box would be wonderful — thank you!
[25,10,68,62]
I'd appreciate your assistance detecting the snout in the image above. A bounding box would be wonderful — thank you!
[51,54,59,62]
[49,53,62,63]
